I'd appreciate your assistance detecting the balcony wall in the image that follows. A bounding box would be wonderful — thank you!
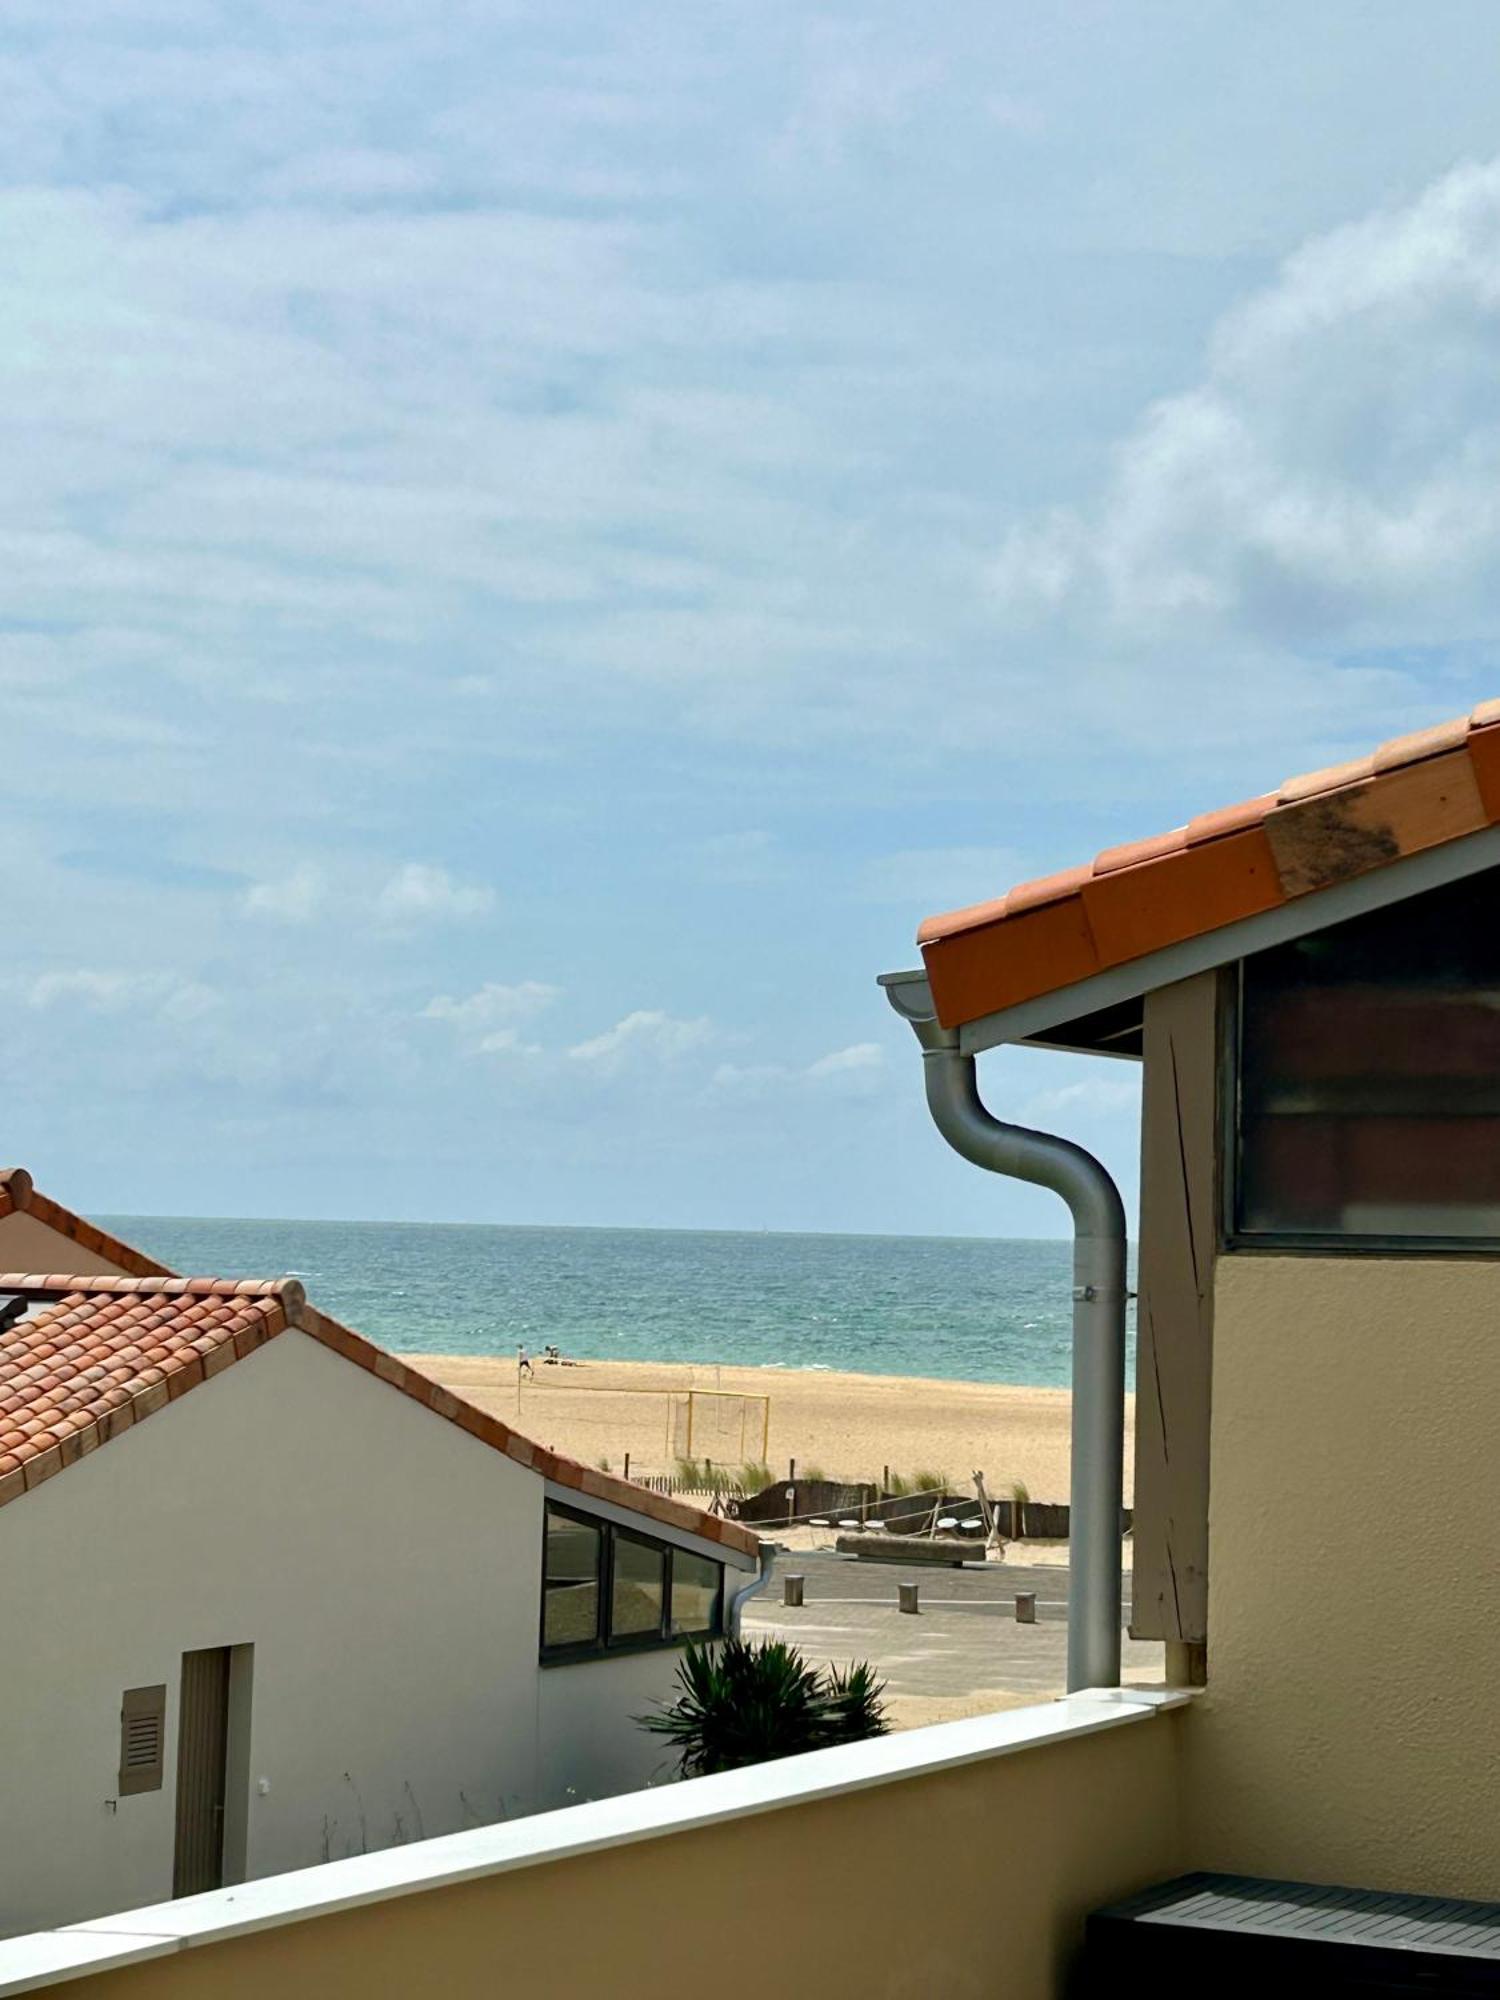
[0,1697,1186,2000]
[1189,1254,1500,1896]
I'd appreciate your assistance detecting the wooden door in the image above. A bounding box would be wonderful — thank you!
[173,1648,232,1896]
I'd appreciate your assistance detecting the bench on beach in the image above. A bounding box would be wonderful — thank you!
[834,1532,984,1567]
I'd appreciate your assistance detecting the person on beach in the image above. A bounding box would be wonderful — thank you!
[517,1343,534,1379]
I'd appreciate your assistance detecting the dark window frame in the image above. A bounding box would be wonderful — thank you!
[540,1501,723,1665]
[1221,950,1500,1259]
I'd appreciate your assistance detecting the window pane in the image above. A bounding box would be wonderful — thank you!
[670,1550,721,1636]
[610,1532,665,1642]
[543,1508,601,1649]
[1238,872,1500,1240]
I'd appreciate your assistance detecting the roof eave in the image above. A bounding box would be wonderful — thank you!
[920,819,1500,1056]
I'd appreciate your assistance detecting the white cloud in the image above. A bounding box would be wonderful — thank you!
[708,1061,791,1098]
[421,980,557,1057]
[26,969,218,1021]
[244,865,325,924]
[568,1010,715,1073]
[710,1041,886,1099]
[376,864,494,926]
[244,862,495,932]
[806,1041,884,1080]
[990,160,1500,660]
[1018,1075,1142,1122]
[422,981,557,1029]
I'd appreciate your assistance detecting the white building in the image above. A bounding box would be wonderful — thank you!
[0,1174,761,1936]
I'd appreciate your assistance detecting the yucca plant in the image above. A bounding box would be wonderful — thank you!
[639,1637,888,1777]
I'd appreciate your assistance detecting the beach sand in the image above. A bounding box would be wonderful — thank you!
[404,1353,1136,1508]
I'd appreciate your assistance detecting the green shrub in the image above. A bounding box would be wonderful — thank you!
[739,1460,774,1493]
[638,1637,888,1777]
[884,1470,912,1497]
[799,1461,827,1485]
[912,1468,949,1495]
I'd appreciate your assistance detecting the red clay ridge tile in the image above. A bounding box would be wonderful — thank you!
[916,893,1010,945]
[1003,863,1094,916]
[1276,754,1376,806]
[1185,793,1276,845]
[1372,715,1471,772]
[914,702,1500,1033]
[1093,827,1189,876]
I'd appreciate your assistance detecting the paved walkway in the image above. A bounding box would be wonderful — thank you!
[741,1546,1164,1727]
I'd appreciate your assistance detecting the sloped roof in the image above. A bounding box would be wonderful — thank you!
[919,702,1500,1031]
[0,1273,757,1560]
[0,1169,173,1279]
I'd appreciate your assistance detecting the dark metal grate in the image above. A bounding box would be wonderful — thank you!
[1083,1872,1500,1994]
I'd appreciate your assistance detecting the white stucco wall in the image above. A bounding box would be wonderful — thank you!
[0,1331,717,1936]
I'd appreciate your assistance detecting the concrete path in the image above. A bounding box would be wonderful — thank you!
[740,1546,1164,1727]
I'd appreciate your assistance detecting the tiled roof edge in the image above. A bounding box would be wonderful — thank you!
[0,1172,175,1279]
[919,704,1500,1027]
[0,1274,760,1560]
[293,1302,760,1560]
[0,1273,302,1305]
[0,1292,290,1510]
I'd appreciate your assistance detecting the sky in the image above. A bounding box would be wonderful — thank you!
[9,2,1500,1235]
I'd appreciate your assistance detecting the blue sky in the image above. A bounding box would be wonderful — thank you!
[9,1,1500,1235]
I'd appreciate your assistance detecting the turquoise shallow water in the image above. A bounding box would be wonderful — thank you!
[100,1217,1137,1389]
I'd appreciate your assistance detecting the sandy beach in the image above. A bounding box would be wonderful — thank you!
[404,1352,1136,1506]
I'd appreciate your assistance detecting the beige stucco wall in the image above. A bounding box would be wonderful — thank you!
[0,1331,709,1936]
[0,1208,142,1276]
[1185,1254,1500,1894]
[39,1716,1186,2000]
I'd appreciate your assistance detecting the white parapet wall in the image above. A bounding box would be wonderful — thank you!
[0,1689,1193,1998]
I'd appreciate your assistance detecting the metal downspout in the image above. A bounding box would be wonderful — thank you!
[888,999,1127,1691]
[726,1540,778,1639]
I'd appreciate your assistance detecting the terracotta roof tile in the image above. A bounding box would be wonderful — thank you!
[1184,792,1277,846]
[1092,826,1189,876]
[918,704,1500,1030]
[0,1274,758,1560]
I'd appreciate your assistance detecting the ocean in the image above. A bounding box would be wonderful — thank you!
[100,1217,1138,1390]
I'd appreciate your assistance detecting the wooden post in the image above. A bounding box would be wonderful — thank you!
[974,1470,1004,1553]
[898,1582,920,1615]
[784,1575,805,1608]
[788,1458,796,1483]
[882,1464,890,1493]
[1015,1591,1036,1625]
[623,1452,630,1481]
[1134,971,1219,1648]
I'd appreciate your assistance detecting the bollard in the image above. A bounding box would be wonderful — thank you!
[1015,1591,1036,1625]
[898,1581,920,1615]
[784,1574,805,1608]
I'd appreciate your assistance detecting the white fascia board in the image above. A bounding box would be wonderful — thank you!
[542,1479,758,1572]
[2,1695,1182,1991]
[956,822,1500,1056]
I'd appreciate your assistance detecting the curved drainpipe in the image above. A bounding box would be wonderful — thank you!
[892,1004,1127,1692]
[727,1539,778,1638]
